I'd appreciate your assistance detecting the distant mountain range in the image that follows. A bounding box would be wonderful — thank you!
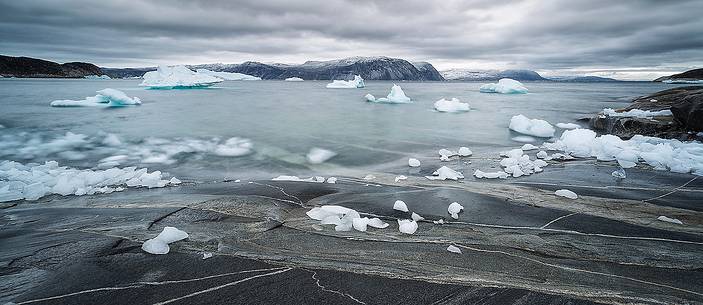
[440,68,619,82]
[654,68,703,83]
[0,55,103,78]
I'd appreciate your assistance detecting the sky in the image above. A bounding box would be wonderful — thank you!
[1,0,701,80]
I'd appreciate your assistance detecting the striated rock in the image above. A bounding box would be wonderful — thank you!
[0,55,104,78]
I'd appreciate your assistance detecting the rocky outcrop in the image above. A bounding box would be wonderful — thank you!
[654,68,703,83]
[411,62,444,81]
[0,55,104,78]
[590,86,703,140]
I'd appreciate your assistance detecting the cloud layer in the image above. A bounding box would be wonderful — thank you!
[1,0,701,78]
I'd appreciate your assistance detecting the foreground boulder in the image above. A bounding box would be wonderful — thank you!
[590,86,703,140]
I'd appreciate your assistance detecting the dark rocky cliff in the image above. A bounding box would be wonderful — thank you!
[654,68,703,82]
[0,55,103,78]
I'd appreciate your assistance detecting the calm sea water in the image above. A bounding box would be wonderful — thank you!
[0,78,675,181]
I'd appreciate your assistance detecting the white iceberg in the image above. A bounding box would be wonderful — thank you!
[480,78,528,94]
[306,148,337,164]
[140,65,223,89]
[285,77,304,82]
[365,84,412,104]
[50,88,141,107]
[447,202,464,219]
[0,160,179,202]
[393,200,409,212]
[447,245,462,254]
[556,123,580,129]
[434,98,470,113]
[509,114,555,138]
[326,75,365,88]
[657,215,683,225]
[408,158,421,167]
[397,219,418,234]
[142,226,189,255]
[425,166,464,180]
[602,108,672,118]
[195,69,261,81]
[555,189,578,199]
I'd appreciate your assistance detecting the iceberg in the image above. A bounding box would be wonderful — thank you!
[0,160,179,202]
[425,166,464,180]
[602,108,673,118]
[434,98,470,113]
[306,148,337,164]
[140,65,223,89]
[555,189,578,199]
[509,114,556,138]
[50,88,141,107]
[365,85,412,104]
[285,77,304,82]
[195,69,261,81]
[480,78,528,94]
[326,75,365,88]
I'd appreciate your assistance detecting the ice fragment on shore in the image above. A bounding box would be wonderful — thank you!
[326,177,337,184]
[393,200,409,212]
[458,147,472,156]
[394,175,407,182]
[447,245,462,254]
[142,238,170,255]
[425,166,464,180]
[398,219,418,234]
[480,78,528,94]
[306,148,337,164]
[142,226,189,255]
[363,174,376,180]
[202,252,213,260]
[408,158,421,167]
[411,212,424,221]
[612,168,627,179]
[473,169,509,179]
[509,114,555,137]
[448,202,464,219]
[555,189,578,199]
[657,215,683,225]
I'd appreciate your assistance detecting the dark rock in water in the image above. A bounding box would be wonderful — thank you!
[0,55,104,78]
[654,68,703,82]
[590,86,703,140]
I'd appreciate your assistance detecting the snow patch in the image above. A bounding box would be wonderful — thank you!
[603,108,672,118]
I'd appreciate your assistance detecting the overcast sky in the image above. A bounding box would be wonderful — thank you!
[1,0,701,80]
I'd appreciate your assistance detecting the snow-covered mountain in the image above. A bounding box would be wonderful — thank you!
[441,69,545,81]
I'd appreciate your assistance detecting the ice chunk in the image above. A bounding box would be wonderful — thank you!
[612,168,627,179]
[140,65,223,89]
[434,98,470,113]
[447,202,464,219]
[285,77,304,82]
[521,144,539,151]
[306,148,337,164]
[142,238,170,255]
[326,177,337,184]
[458,147,473,157]
[365,84,412,104]
[272,175,324,183]
[397,219,418,234]
[195,69,261,81]
[306,205,355,221]
[536,151,548,159]
[479,78,528,94]
[447,245,462,254]
[425,166,464,180]
[509,115,555,138]
[473,169,509,179]
[213,137,253,157]
[363,174,376,180]
[411,212,424,221]
[603,108,673,118]
[155,226,189,243]
[408,158,421,167]
[433,219,445,225]
[556,123,580,129]
[439,148,457,161]
[368,218,389,228]
[394,200,409,212]
[202,252,213,260]
[555,189,578,199]
[657,215,683,225]
[394,175,407,182]
[51,88,142,107]
[326,75,365,88]
[352,217,370,232]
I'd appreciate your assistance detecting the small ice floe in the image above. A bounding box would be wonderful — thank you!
[326,75,365,88]
[285,77,304,82]
[555,189,578,199]
[202,252,213,260]
[448,202,464,219]
[306,148,337,164]
[195,69,261,81]
[397,219,418,234]
[556,123,580,129]
[439,148,458,161]
[499,149,547,178]
[536,151,548,159]
[479,78,528,94]
[307,205,388,232]
[612,168,627,179]
[394,200,409,212]
[509,115,555,138]
[142,226,189,255]
[272,175,325,183]
[326,177,337,184]
[363,174,376,180]
[447,245,462,254]
[411,212,425,221]
[521,144,539,151]
[365,84,412,103]
[602,108,673,118]
[0,160,180,202]
[433,219,445,225]
[434,98,470,113]
[395,175,407,182]
[657,215,683,225]
[408,158,421,167]
[425,166,464,180]
[140,65,223,89]
[458,147,473,157]
[50,88,142,107]
[473,169,509,179]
